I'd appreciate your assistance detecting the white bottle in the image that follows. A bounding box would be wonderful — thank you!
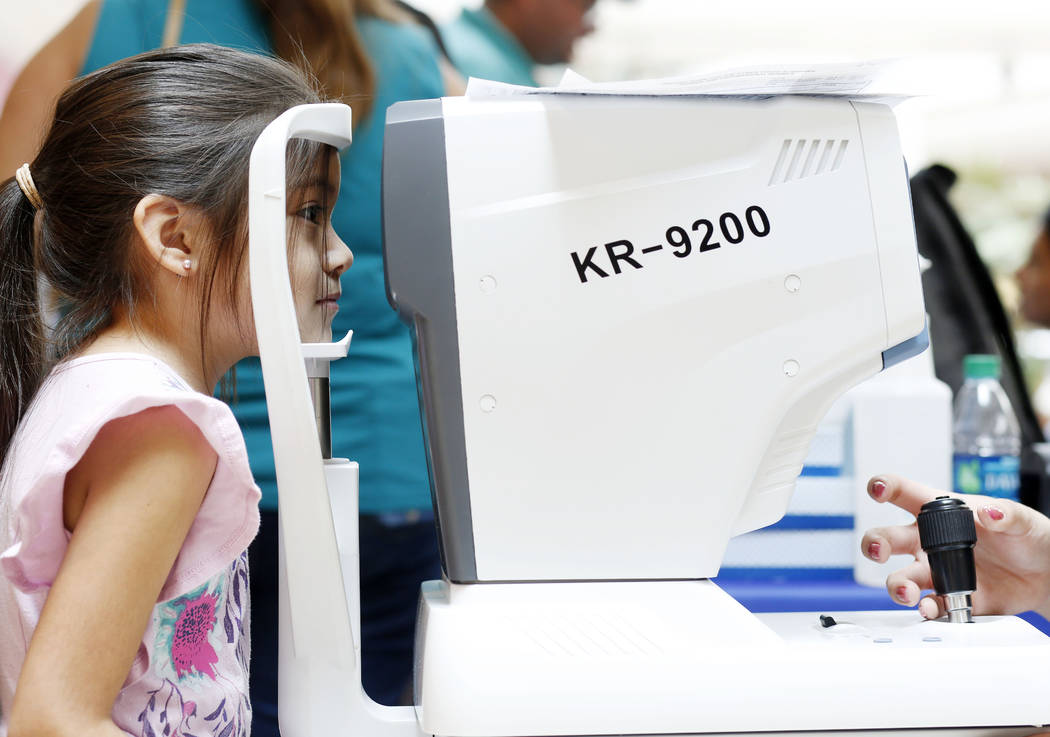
[952,354,1021,501]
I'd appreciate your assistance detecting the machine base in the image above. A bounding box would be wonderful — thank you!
[414,579,1050,737]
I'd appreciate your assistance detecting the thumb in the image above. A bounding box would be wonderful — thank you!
[975,499,1035,537]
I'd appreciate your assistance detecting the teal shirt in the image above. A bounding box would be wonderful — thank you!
[441,6,538,87]
[80,1,445,513]
[83,0,270,68]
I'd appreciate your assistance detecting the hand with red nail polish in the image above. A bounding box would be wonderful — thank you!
[859,474,1050,620]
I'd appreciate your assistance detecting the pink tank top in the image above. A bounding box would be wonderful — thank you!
[0,354,261,737]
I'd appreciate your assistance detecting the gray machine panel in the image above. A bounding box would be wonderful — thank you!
[382,99,478,582]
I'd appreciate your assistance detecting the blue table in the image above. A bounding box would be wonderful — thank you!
[714,568,1050,635]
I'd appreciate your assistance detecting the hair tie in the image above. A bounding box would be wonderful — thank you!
[14,164,43,211]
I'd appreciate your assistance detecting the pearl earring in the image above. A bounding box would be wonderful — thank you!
[182,259,192,271]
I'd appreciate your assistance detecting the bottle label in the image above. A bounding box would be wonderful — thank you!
[952,453,1020,499]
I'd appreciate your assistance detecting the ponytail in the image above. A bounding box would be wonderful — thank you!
[0,177,45,459]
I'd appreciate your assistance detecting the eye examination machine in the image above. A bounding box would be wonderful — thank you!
[249,77,1050,737]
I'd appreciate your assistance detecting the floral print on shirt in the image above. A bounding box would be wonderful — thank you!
[133,551,251,737]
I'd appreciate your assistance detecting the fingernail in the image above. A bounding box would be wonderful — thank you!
[871,480,887,499]
[985,506,1005,521]
[895,586,909,604]
[867,541,881,560]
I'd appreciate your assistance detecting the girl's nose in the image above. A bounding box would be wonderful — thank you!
[329,232,353,278]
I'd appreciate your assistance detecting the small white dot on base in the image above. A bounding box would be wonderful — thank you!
[785,274,801,293]
[480,394,497,412]
[480,275,498,294]
[783,360,800,377]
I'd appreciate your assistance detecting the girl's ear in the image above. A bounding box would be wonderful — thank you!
[132,194,203,277]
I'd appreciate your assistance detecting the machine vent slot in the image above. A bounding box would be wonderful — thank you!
[751,427,812,494]
[768,139,793,185]
[769,139,849,185]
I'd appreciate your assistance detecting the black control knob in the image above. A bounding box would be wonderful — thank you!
[917,496,977,623]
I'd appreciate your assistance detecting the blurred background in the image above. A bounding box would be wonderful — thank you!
[5,0,1050,405]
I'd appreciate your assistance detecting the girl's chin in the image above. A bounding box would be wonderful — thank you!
[298,327,334,343]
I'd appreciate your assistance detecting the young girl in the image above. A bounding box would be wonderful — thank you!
[0,44,351,737]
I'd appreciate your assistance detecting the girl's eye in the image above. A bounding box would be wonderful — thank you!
[298,204,323,224]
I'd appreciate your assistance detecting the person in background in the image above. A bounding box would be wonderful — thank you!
[0,0,463,730]
[441,0,596,86]
[1016,208,1050,329]
[1014,206,1050,432]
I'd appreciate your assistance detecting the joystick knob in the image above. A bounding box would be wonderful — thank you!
[917,496,977,623]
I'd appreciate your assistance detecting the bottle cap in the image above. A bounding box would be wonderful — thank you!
[963,354,1001,380]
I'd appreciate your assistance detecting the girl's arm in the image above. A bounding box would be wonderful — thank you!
[0,0,101,175]
[7,405,218,737]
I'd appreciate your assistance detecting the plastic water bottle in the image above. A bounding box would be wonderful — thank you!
[952,354,1021,501]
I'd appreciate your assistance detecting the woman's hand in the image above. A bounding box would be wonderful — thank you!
[860,474,1050,620]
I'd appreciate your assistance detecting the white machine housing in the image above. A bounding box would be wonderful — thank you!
[380,94,1050,737]
[384,94,926,583]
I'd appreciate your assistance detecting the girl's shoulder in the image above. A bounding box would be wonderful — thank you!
[25,353,254,497]
[38,353,239,444]
[2,353,260,600]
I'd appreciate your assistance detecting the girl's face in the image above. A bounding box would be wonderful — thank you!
[286,150,353,343]
[1016,228,1050,328]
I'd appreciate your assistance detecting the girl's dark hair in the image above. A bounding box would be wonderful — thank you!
[0,43,328,458]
